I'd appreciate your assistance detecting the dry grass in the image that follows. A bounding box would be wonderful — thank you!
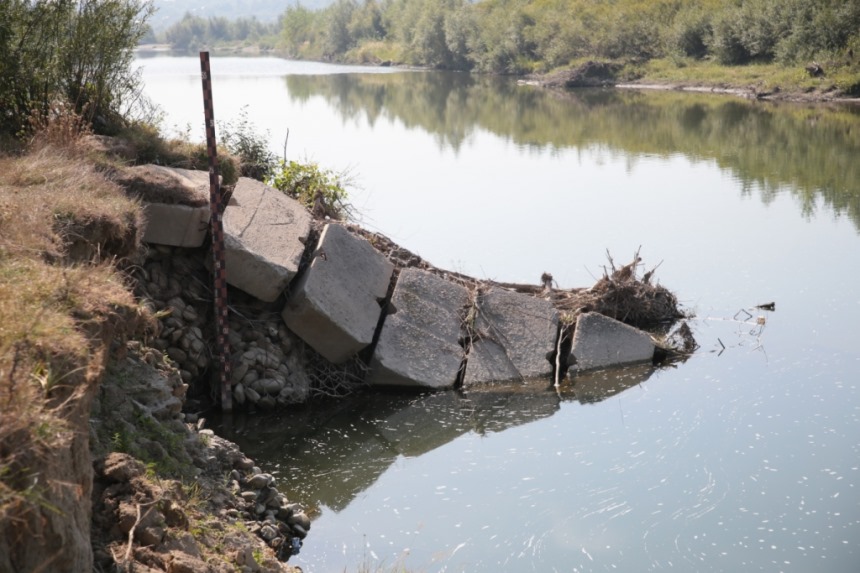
[0,146,144,263]
[0,138,147,528]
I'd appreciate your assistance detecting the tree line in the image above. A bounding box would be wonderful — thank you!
[273,0,860,74]
[157,13,281,52]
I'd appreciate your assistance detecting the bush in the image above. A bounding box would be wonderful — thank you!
[667,7,711,59]
[708,10,750,65]
[268,160,351,220]
[0,0,154,139]
[218,107,277,181]
[115,122,239,186]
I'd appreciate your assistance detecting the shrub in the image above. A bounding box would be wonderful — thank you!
[218,107,277,181]
[667,7,712,59]
[708,10,750,65]
[0,0,154,139]
[268,160,351,220]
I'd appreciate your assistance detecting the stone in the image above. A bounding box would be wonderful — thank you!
[115,165,212,248]
[368,269,470,389]
[469,288,558,382]
[222,177,312,302]
[100,453,145,483]
[165,553,209,573]
[287,511,311,531]
[246,473,272,489]
[259,524,278,541]
[282,224,393,363]
[569,312,656,372]
[462,339,521,387]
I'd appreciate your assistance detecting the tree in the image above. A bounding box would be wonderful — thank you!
[0,0,154,137]
[322,0,356,57]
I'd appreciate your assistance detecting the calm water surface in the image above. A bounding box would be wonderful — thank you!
[139,56,860,572]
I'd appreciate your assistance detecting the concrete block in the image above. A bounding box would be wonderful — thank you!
[282,224,393,364]
[471,288,558,381]
[141,202,210,247]
[462,339,520,387]
[223,177,312,302]
[116,165,211,247]
[570,312,656,372]
[368,269,470,389]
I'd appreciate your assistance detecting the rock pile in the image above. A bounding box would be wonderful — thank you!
[220,456,312,560]
[91,351,304,572]
[133,244,313,410]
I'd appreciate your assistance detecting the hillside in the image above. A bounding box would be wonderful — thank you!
[149,0,334,30]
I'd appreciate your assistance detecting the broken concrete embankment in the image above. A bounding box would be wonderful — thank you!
[125,164,695,406]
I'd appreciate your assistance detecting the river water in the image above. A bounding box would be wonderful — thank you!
[138,56,860,572]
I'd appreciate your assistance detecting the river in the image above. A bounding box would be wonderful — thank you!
[138,55,860,572]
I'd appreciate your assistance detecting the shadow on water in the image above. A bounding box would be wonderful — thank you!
[211,364,657,513]
[285,72,860,231]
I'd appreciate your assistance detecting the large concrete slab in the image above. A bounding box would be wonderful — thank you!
[569,312,656,372]
[282,224,393,364]
[223,177,312,302]
[368,269,470,389]
[469,287,558,382]
[115,165,211,247]
[462,339,520,387]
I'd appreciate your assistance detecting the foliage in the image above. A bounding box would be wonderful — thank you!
[268,159,352,220]
[265,0,860,79]
[0,0,154,139]
[161,12,280,52]
[217,107,277,180]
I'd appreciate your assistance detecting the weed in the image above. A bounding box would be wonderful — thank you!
[268,159,353,220]
[218,106,277,181]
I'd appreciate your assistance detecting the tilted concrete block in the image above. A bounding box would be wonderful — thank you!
[368,269,470,389]
[116,165,211,247]
[569,312,655,372]
[282,224,393,364]
[223,177,312,302]
[469,287,558,382]
[462,338,521,387]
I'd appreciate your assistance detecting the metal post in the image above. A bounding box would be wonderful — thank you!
[199,51,232,412]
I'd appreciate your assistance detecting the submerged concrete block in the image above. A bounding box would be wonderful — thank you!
[569,363,656,404]
[469,287,558,382]
[570,312,655,372]
[283,224,393,364]
[116,165,211,247]
[368,269,470,389]
[223,177,312,302]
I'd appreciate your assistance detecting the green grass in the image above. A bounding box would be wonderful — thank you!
[631,57,860,97]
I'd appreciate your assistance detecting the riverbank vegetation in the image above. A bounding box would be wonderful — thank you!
[154,0,860,97]
[278,0,859,81]
[0,0,157,141]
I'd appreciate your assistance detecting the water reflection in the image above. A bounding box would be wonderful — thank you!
[214,365,659,513]
[284,72,860,230]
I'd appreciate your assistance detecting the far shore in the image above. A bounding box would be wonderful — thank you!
[614,81,860,105]
[137,45,860,105]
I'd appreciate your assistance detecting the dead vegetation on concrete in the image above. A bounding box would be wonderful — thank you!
[347,226,688,330]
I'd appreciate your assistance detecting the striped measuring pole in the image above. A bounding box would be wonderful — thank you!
[199,51,232,412]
